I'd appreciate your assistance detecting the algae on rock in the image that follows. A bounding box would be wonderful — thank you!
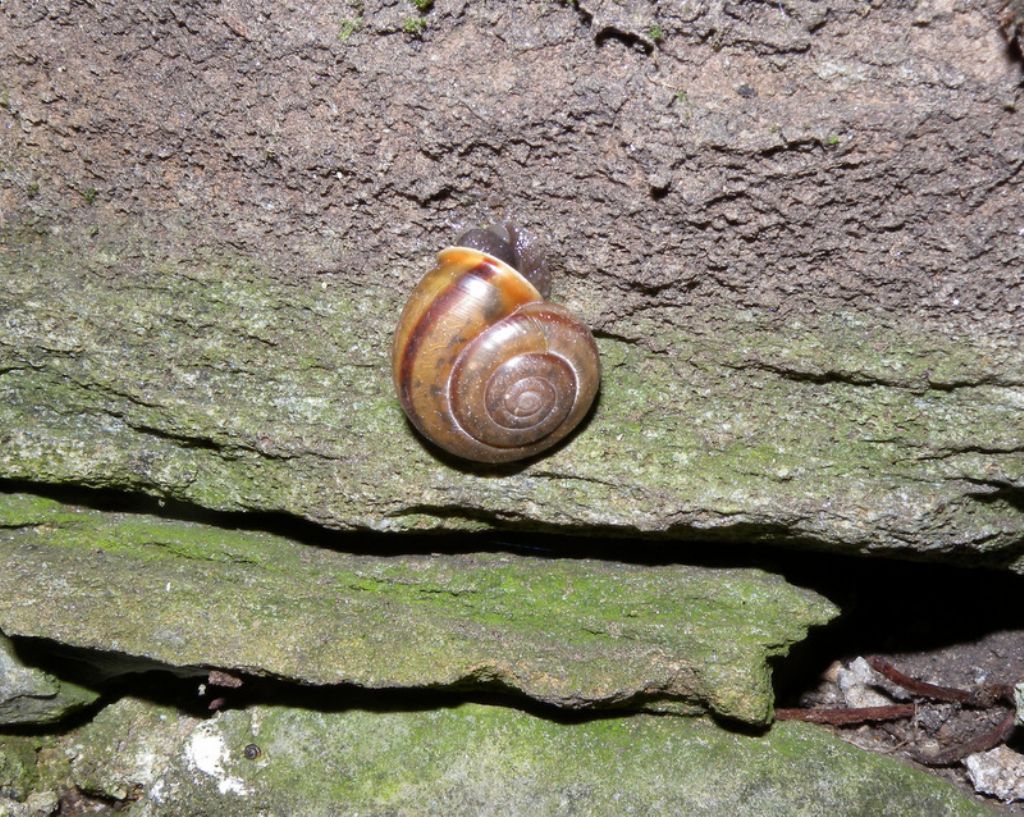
[0,491,836,724]
[3,695,993,817]
[0,634,98,727]
[1,232,1022,569]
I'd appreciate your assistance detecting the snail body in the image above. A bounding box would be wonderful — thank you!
[393,225,600,463]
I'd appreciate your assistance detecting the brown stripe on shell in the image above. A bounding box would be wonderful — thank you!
[395,261,499,415]
[395,258,544,444]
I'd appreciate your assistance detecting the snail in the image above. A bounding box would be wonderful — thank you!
[392,223,600,463]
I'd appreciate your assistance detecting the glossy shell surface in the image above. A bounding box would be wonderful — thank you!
[393,247,600,463]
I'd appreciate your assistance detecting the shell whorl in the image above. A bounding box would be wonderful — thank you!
[393,244,600,463]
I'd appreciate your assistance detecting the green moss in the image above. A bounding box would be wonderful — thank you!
[1,228,1022,565]
[0,736,43,800]
[0,491,836,723]
[648,23,665,42]
[55,698,992,816]
[402,16,427,35]
[338,18,361,41]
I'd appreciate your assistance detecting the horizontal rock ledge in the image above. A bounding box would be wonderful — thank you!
[1,696,993,817]
[0,492,837,724]
[1,231,1022,569]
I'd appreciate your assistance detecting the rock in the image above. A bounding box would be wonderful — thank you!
[16,696,986,816]
[0,633,98,726]
[0,0,1019,809]
[835,657,897,709]
[965,745,1024,803]
[0,492,836,724]
[0,733,62,817]
[1016,682,1023,725]
[0,233,1021,569]
[0,736,41,805]
[0,788,59,817]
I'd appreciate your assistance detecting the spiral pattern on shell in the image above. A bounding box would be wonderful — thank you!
[393,243,600,463]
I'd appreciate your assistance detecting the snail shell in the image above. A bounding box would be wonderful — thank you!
[393,225,600,463]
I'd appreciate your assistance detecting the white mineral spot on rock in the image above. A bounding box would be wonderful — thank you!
[965,745,1024,803]
[185,721,249,796]
[149,778,166,804]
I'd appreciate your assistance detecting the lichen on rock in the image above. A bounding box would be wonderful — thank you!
[0,633,98,727]
[0,232,1021,569]
[0,491,837,724]
[31,696,996,817]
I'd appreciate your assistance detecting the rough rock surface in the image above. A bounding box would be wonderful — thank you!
[1,231,1022,568]
[0,634,97,727]
[0,697,996,817]
[0,1,1021,812]
[965,746,1024,804]
[1,0,1022,567]
[0,492,835,724]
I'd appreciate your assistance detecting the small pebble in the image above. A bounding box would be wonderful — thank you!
[965,746,1024,803]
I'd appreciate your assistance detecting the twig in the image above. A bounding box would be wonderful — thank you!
[914,710,1019,767]
[866,656,1013,708]
[779,654,1021,767]
[775,704,915,725]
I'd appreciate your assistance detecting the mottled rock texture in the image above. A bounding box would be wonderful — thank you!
[2,1,1021,813]
[1,0,1022,567]
[2,232,1023,567]
[0,697,996,817]
[0,634,97,726]
[0,492,836,724]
